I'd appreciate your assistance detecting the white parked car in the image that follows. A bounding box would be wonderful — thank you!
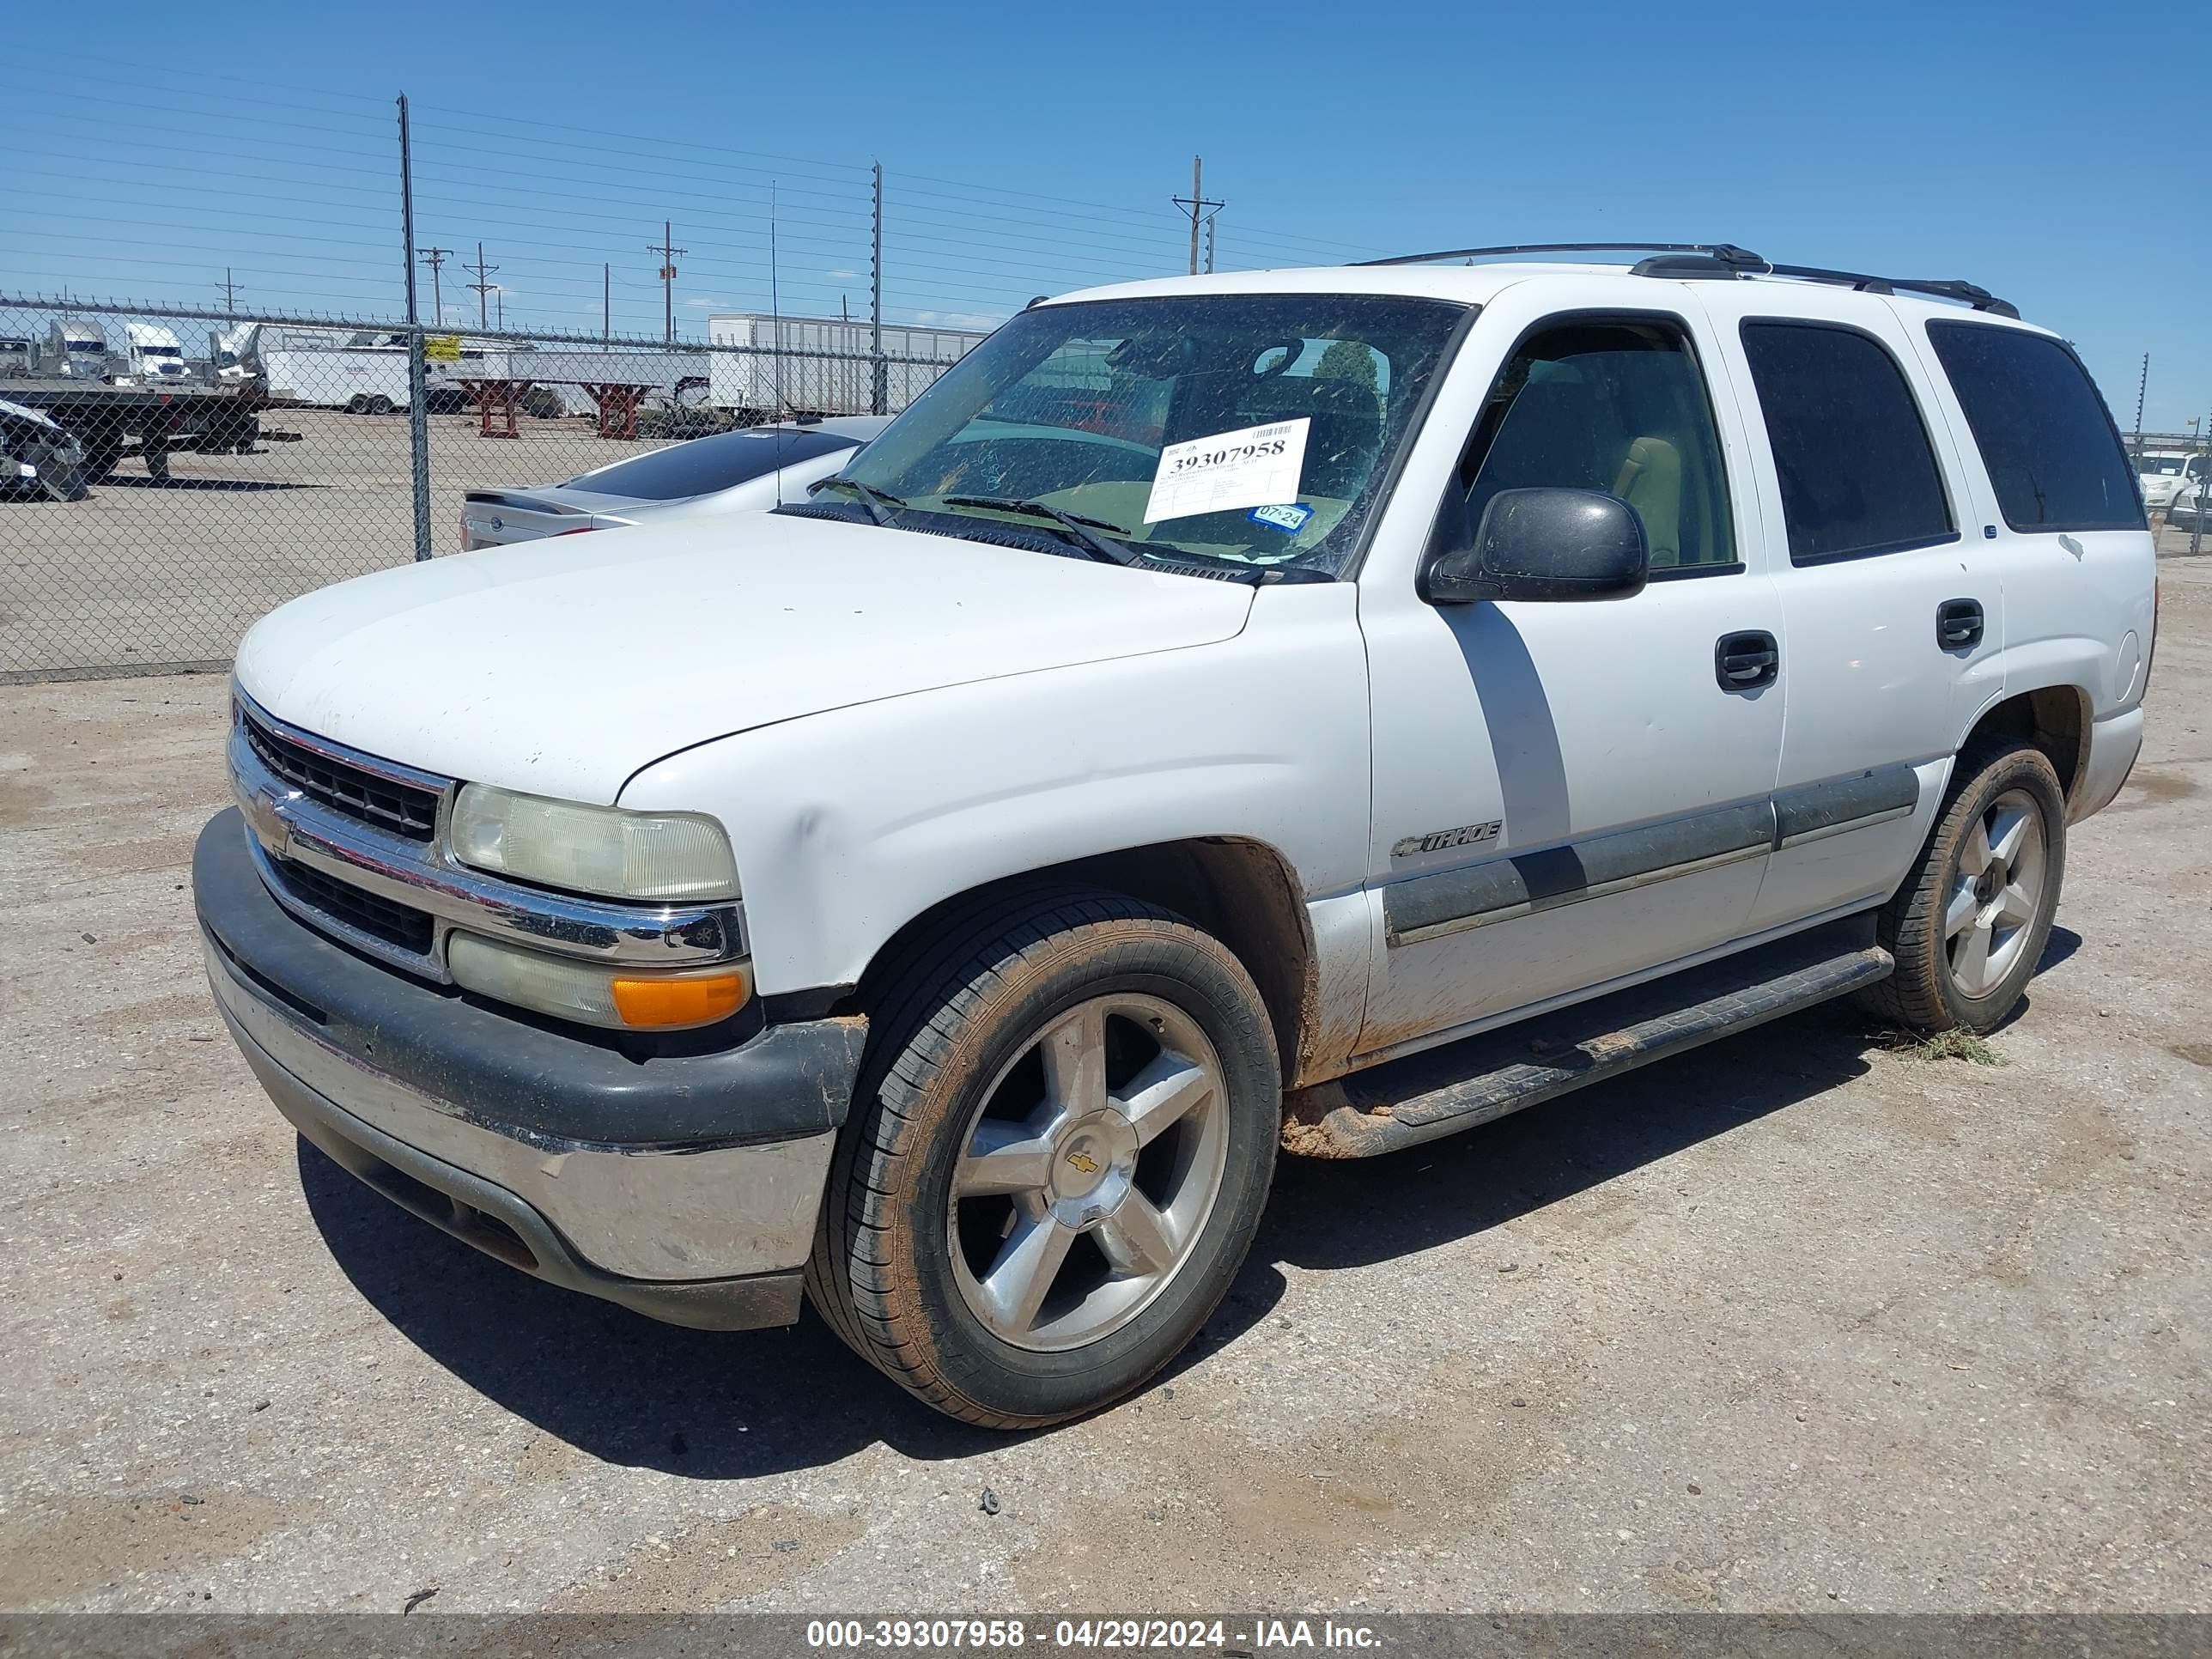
[458,416,890,549]
[198,245,2155,1427]
[2136,450,2209,514]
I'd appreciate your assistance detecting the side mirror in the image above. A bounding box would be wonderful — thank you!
[1421,486,1650,605]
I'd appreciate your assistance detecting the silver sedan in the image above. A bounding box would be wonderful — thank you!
[459,416,891,549]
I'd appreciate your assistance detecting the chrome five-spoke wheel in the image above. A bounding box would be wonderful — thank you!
[947,994,1229,1352]
[1943,787,2047,1000]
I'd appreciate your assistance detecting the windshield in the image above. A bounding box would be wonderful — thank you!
[2139,456,2186,476]
[833,294,1467,574]
[140,345,181,358]
[563,427,861,500]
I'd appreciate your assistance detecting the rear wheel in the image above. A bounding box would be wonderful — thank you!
[1862,744,2066,1035]
[807,887,1279,1428]
[366,394,397,416]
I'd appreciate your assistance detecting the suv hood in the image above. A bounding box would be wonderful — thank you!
[235,512,1255,803]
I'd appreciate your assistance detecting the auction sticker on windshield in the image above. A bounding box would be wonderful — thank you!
[1144,417,1310,524]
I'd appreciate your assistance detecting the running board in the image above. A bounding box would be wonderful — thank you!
[1281,916,1893,1159]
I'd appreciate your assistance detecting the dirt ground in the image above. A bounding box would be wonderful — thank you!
[1,558,2208,1615]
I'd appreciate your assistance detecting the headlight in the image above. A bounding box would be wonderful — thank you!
[447,932,751,1030]
[448,784,738,902]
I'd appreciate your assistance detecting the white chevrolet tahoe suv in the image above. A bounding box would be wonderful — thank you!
[196,245,2155,1428]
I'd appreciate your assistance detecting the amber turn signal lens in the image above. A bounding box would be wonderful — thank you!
[610,968,751,1029]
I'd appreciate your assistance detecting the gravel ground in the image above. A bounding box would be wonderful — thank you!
[0,407,662,679]
[2,559,2208,1615]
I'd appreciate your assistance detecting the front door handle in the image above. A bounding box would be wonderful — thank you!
[1715,630,1779,691]
[1937,598,1984,651]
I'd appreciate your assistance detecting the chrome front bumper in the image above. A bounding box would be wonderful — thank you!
[195,809,866,1331]
[210,939,834,1285]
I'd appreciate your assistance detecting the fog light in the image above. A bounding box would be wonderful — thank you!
[448,932,750,1030]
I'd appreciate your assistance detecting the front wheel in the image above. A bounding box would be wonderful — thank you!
[807,888,1280,1428]
[1862,744,2066,1035]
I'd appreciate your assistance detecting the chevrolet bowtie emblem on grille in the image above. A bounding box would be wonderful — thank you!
[1064,1151,1100,1176]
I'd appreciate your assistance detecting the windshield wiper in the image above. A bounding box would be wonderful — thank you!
[806,476,908,526]
[940,495,1141,566]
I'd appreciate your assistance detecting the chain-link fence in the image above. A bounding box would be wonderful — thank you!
[0,296,980,682]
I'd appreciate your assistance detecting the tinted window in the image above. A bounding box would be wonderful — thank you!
[1741,322,1954,562]
[1458,319,1736,572]
[568,428,859,501]
[1927,323,2144,532]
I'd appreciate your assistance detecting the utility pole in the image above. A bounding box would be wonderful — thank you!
[870,161,886,416]
[216,268,245,313]
[648,220,685,344]
[465,242,498,331]
[1172,156,1223,276]
[417,246,452,327]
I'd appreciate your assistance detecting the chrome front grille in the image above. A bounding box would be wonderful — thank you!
[268,855,435,957]
[241,708,441,842]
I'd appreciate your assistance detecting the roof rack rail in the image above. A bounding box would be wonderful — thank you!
[1759,264,2021,319]
[1356,241,1767,269]
[1356,241,2021,319]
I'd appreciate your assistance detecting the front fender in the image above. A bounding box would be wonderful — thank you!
[617,582,1372,998]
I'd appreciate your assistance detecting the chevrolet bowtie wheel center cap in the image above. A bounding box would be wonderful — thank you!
[1046,1110,1139,1225]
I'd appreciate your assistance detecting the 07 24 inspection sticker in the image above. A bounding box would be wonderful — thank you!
[1143,417,1310,524]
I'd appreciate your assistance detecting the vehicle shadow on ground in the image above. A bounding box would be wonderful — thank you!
[301,929,2080,1476]
[100,476,325,492]
[301,1137,1291,1475]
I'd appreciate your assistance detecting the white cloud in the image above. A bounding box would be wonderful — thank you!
[825,268,860,280]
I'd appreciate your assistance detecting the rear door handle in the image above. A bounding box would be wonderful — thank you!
[1715,630,1779,691]
[1937,598,1984,651]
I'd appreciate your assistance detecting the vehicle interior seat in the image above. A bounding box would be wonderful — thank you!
[1612,435,1683,568]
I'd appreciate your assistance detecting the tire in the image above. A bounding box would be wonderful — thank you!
[344,395,370,416]
[80,441,122,484]
[143,441,170,483]
[367,395,396,416]
[807,886,1280,1428]
[1860,744,2066,1035]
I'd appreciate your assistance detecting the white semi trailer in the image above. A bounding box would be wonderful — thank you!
[706,313,988,419]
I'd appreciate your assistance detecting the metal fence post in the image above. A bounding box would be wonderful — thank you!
[2194,407,2208,559]
[407,329,432,562]
[870,162,887,416]
[398,94,433,562]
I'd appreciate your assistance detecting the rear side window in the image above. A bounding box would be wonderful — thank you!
[1925,322,2144,532]
[567,428,859,501]
[1741,321,1955,563]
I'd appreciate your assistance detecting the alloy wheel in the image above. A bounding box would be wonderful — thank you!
[946,994,1230,1353]
[1943,787,2047,1000]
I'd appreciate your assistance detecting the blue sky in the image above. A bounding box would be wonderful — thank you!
[3,0,2205,428]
